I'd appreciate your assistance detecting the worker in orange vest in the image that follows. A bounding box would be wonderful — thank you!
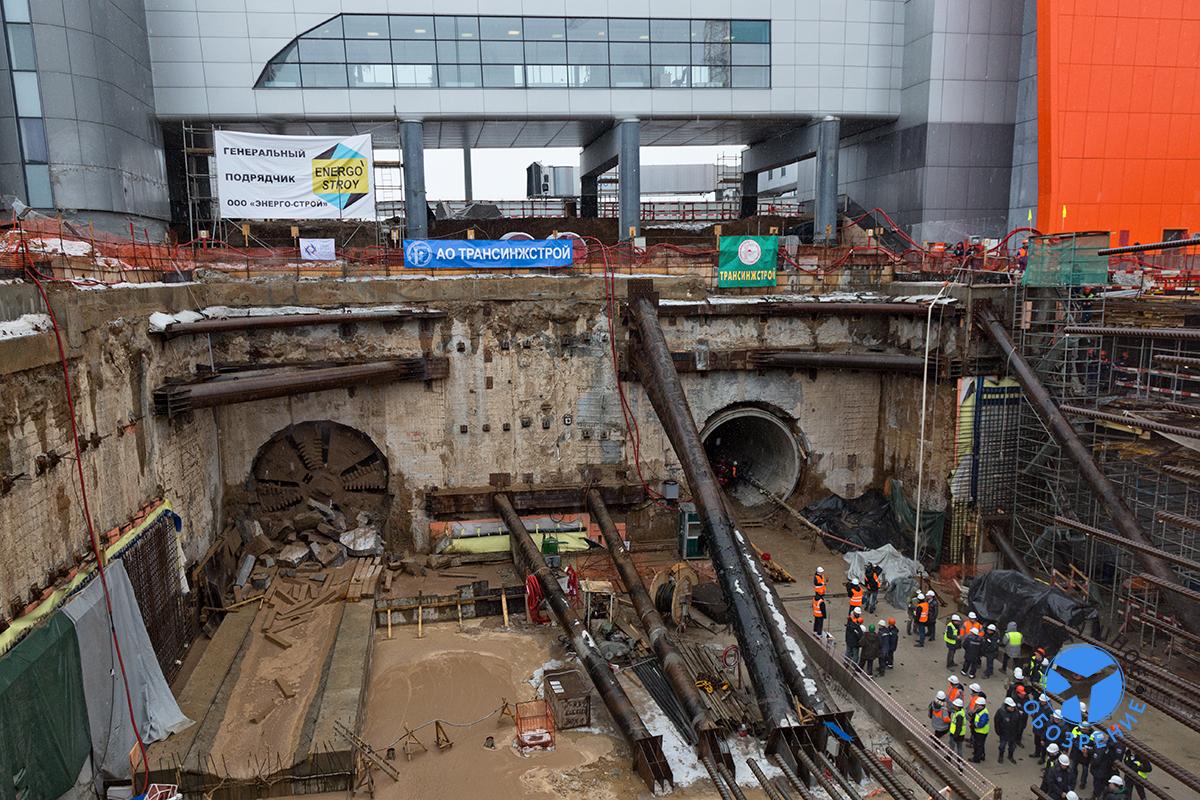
[846,578,864,611]
[946,674,963,706]
[812,594,827,636]
[814,566,827,595]
[915,595,931,646]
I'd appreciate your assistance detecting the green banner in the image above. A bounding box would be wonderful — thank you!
[718,235,779,287]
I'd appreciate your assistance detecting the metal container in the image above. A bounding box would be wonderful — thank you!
[542,668,592,729]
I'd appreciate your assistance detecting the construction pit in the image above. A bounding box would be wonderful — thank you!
[2,264,1199,800]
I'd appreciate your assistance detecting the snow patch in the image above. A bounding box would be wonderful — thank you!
[25,237,96,257]
[146,303,434,332]
[528,658,568,693]
[0,313,51,340]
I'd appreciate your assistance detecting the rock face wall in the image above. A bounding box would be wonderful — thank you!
[0,277,966,616]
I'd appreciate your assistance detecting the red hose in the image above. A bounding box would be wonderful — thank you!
[25,269,151,793]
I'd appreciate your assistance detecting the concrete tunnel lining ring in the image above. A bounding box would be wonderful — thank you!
[700,407,804,507]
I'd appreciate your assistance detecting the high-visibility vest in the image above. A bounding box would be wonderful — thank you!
[968,694,983,713]
[949,709,967,736]
[813,598,825,618]
[1004,630,1023,648]
[815,573,827,591]
[972,709,990,735]
[947,685,962,705]
[929,703,950,730]
[917,600,930,623]
[848,585,864,606]
[944,621,959,645]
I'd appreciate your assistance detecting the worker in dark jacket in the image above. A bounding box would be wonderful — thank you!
[1042,754,1072,798]
[969,697,990,763]
[948,698,967,757]
[864,563,883,613]
[1090,732,1115,800]
[925,590,940,640]
[1124,750,1151,800]
[961,628,984,678]
[879,617,899,671]
[982,623,1001,677]
[859,624,882,675]
[1101,774,1130,800]
[994,697,1022,764]
[844,620,863,665]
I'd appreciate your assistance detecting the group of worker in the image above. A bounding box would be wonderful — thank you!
[812,564,898,676]
[810,565,1154,800]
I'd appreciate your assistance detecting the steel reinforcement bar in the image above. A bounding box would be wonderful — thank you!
[494,493,673,792]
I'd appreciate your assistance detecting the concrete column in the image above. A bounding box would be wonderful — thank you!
[618,119,640,240]
[580,174,598,218]
[462,145,473,203]
[740,172,759,218]
[401,120,428,240]
[813,115,841,245]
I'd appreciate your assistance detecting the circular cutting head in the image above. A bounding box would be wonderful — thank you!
[251,420,389,527]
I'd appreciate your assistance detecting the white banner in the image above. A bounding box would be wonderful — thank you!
[214,130,375,221]
[299,238,336,260]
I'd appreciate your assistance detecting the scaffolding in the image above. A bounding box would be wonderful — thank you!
[977,281,1200,664]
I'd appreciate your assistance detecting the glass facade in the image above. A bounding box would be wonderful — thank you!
[2,0,52,207]
[256,14,770,89]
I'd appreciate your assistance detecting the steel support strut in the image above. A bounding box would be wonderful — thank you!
[587,489,731,769]
[975,303,1199,635]
[624,287,802,763]
[494,493,673,791]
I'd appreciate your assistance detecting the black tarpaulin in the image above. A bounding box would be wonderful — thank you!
[967,570,1098,651]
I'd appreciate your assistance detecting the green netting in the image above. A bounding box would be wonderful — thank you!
[0,612,91,800]
[889,478,946,566]
[1022,232,1110,286]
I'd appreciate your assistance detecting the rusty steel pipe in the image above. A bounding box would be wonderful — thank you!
[1061,325,1200,340]
[902,740,979,800]
[977,303,1199,636]
[588,489,725,762]
[886,745,951,800]
[1098,236,1200,255]
[494,493,673,791]
[748,758,786,800]
[1060,405,1200,440]
[626,290,801,741]
[986,523,1034,578]
[816,750,863,800]
[657,301,956,318]
[1052,516,1200,574]
[849,742,916,800]
[1156,510,1200,533]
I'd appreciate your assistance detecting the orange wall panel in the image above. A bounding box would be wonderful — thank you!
[1038,1,1200,242]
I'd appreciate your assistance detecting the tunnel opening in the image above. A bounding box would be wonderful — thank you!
[700,407,803,507]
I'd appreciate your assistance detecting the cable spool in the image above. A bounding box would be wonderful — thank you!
[648,562,699,626]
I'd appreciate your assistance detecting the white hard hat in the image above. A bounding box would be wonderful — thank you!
[1014,668,1024,679]
[969,683,982,693]
[987,623,997,631]
[977,697,987,706]
[952,698,964,707]
[1047,743,1060,755]
[1059,754,1071,767]
[948,675,960,685]
[1053,709,1063,720]
[1004,697,1016,708]
[1066,792,1080,800]
[1109,776,1124,787]
[968,612,977,619]
[1042,658,1050,666]
[1079,702,1088,714]
[860,624,868,632]
[936,691,946,700]
[926,590,935,597]
[1039,693,1049,702]
[852,578,860,585]
[951,614,962,622]
[816,566,824,573]
[879,620,887,628]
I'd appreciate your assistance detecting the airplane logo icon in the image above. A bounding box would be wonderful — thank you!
[1045,644,1125,724]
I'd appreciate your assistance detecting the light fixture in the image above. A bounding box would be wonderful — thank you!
[552,33,563,38]
[508,30,520,36]
[414,28,426,34]
[366,31,379,37]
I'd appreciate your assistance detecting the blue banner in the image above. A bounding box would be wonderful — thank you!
[403,239,573,269]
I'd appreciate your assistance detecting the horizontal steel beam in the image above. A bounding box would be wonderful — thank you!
[622,348,934,377]
[151,309,446,338]
[1061,325,1200,340]
[1052,515,1200,574]
[657,301,955,318]
[1164,464,1200,482]
[1061,405,1200,439]
[152,357,448,418]
[425,483,645,516]
[1157,510,1200,533]
[1099,236,1200,255]
[1135,572,1200,605]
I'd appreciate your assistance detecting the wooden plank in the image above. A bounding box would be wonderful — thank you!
[275,677,297,699]
[264,630,293,649]
[260,608,277,631]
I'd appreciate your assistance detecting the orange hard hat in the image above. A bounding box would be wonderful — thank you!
[888,617,896,625]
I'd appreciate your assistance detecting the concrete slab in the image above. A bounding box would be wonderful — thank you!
[304,601,376,756]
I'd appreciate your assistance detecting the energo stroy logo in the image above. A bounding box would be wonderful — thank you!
[311,143,370,210]
[737,238,762,266]
[1024,643,1147,749]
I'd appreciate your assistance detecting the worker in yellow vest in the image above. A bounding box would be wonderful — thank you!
[948,698,967,757]
[969,697,990,763]
[1001,621,1023,672]
[944,613,962,667]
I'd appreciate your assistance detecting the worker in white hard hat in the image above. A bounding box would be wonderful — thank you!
[928,689,951,738]
[982,622,1001,678]
[1066,791,1080,800]
[924,590,939,641]
[1043,742,1060,769]
[814,566,826,596]
[1042,753,1072,797]
[995,696,1022,764]
[1103,774,1129,800]
[948,696,967,757]
[944,613,962,668]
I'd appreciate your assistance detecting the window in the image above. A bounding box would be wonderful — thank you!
[24,164,52,208]
[6,24,35,70]
[18,117,47,163]
[12,71,41,116]
[256,14,769,88]
[2,0,31,23]
[343,15,389,38]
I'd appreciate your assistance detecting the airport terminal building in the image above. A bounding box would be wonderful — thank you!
[1,0,1196,243]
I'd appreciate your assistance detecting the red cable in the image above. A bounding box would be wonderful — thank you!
[25,268,151,793]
